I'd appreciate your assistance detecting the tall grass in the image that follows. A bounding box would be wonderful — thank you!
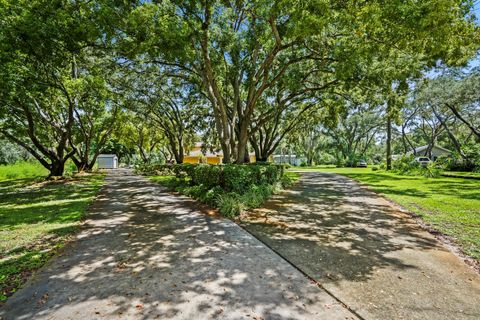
[0,161,48,181]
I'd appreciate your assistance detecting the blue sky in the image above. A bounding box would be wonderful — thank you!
[474,0,480,22]
[468,1,480,67]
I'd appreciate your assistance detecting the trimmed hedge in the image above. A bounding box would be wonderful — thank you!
[137,163,288,217]
[136,163,285,193]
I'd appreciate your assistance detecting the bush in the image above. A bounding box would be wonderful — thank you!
[217,193,244,218]
[392,155,419,175]
[280,173,297,188]
[391,155,445,178]
[222,165,253,193]
[143,162,287,218]
[335,158,345,168]
[372,166,379,171]
[135,163,174,176]
[241,184,274,209]
[135,163,200,178]
[220,164,283,193]
[192,165,222,189]
[439,144,480,172]
[203,186,224,206]
[0,141,31,165]
[422,162,442,178]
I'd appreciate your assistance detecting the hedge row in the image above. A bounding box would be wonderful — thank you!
[137,163,285,194]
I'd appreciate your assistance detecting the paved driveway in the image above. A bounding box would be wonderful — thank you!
[0,170,355,320]
[241,172,480,320]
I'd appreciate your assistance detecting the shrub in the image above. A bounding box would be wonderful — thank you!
[241,184,274,209]
[392,155,419,175]
[439,144,480,172]
[182,185,207,199]
[204,186,224,206]
[391,155,445,178]
[221,164,283,193]
[221,165,251,192]
[372,166,379,171]
[145,162,286,218]
[281,173,297,188]
[135,163,174,176]
[217,193,244,218]
[421,162,442,178]
[0,141,30,165]
[335,158,345,168]
[192,165,222,189]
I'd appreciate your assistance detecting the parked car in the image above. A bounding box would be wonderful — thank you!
[357,160,368,168]
[415,157,431,166]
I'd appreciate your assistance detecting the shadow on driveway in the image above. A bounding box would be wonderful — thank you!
[241,172,480,320]
[0,169,355,320]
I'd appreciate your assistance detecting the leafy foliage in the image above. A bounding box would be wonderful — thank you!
[0,141,30,165]
[391,155,443,178]
[142,163,287,217]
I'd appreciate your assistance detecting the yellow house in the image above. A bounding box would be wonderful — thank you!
[183,142,256,164]
[183,156,201,164]
[206,156,223,164]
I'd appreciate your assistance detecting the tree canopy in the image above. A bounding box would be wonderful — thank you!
[0,0,479,175]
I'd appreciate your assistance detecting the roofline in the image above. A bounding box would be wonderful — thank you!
[413,145,452,153]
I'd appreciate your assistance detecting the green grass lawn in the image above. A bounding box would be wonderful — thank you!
[149,175,176,185]
[0,162,48,181]
[0,169,104,301]
[290,167,480,260]
[441,171,480,179]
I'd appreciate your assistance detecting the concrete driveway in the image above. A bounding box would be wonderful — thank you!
[241,172,480,320]
[0,169,355,320]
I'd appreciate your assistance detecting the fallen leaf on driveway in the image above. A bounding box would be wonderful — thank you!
[37,293,49,306]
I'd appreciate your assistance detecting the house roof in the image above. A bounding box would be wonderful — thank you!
[273,154,298,158]
[98,154,117,158]
[188,149,223,157]
[412,145,452,153]
[187,146,254,157]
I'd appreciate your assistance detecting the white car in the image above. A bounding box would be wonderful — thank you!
[357,160,368,168]
[415,157,431,166]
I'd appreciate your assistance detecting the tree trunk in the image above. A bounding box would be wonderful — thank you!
[386,115,392,170]
[88,153,101,170]
[49,160,65,177]
[250,137,261,161]
[72,155,89,173]
[176,145,184,164]
[236,121,249,164]
[433,107,466,159]
[401,126,409,154]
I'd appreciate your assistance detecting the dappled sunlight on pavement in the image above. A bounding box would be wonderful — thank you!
[242,172,480,320]
[0,169,356,320]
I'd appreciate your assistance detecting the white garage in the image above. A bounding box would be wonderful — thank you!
[97,154,118,169]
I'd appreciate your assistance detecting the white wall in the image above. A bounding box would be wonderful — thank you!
[97,156,118,169]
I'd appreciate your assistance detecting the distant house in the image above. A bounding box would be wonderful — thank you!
[407,145,452,161]
[183,142,256,164]
[97,154,118,169]
[272,154,306,166]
